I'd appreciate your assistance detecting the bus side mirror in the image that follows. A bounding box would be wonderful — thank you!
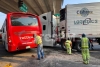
[42,16,47,20]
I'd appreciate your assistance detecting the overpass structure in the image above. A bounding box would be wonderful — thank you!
[0,0,63,15]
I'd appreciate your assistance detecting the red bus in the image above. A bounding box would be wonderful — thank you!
[1,12,42,52]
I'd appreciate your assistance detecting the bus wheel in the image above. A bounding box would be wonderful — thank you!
[3,41,8,51]
[3,41,5,46]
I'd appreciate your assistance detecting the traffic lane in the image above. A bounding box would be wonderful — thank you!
[18,58,100,67]
[0,44,63,67]
[0,44,61,57]
[0,45,62,67]
[0,50,37,67]
[0,43,36,57]
[19,59,100,67]
[0,42,98,57]
[0,43,38,67]
[19,47,100,67]
[18,43,100,67]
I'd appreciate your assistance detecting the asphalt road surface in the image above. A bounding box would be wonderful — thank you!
[0,42,100,67]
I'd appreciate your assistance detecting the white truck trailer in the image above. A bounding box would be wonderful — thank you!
[57,2,100,51]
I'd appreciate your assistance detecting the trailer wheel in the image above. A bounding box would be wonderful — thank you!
[76,40,94,52]
[89,42,93,50]
[76,42,81,52]
[96,38,100,45]
[61,42,66,51]
[53,41,57,47]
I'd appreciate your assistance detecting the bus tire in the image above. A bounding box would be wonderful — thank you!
[3,41,8,51]
[3,41,5,46]
[3,41,6,49]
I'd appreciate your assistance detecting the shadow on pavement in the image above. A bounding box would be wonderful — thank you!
[0,43,36,57]
[0,43,37,64]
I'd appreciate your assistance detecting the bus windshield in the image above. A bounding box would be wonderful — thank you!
[11,14,38,26]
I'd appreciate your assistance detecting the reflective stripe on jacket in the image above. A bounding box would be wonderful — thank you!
[81,37,89,49]
[35,35,42,45]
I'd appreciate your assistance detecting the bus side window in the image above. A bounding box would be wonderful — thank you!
[43,25,46,30]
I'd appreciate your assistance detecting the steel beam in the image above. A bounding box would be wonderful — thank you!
[33,0,44,14]
[43,0,51,12]
[0,0,63,15]
[24,0,39,15]
[0,6,10,13]
[2,0,20,12]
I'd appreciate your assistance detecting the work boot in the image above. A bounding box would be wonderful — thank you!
[41,57,44,59]
[83,61,87,64]
[68,53,72,55]
[87,60,89,64]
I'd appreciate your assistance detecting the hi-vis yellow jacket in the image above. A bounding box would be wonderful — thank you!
[35,35,42,45]
[65,40,72,48]
[81,37,89,49]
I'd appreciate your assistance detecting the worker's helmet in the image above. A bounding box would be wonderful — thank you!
[82,33,86,37]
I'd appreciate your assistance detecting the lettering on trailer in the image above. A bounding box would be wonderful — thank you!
[74,18,98,25]
[77,8,93,17]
